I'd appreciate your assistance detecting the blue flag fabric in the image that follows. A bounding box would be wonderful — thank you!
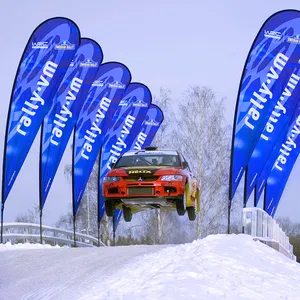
[3,18,80,202]
[40,38,103,207]
[254,103,300,205]
[99,83,152,220]
[230,10,300,200]
[131,104,164,150]
[254,129,287,206]
[73,62,131,215]
[264,110,300,216]
[245,65,300,202]
[265,153,298,217]
[113,209,123,233]
[113,104,164,228]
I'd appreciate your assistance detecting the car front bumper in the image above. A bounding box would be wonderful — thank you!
[103,180,185,200]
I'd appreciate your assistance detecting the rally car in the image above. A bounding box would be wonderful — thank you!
[102,147,200,222]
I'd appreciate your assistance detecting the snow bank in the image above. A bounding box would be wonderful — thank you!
[0,241,63,251]
[80,234,300,300]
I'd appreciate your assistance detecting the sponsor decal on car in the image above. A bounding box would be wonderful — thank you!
[128,170,151,174]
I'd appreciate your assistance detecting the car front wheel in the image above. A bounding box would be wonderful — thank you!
[105,200,115,217]
[176,193,186,216]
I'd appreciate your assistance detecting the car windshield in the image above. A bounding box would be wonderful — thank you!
[114,154,181,168]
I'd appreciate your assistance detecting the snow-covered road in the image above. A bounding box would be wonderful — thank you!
[0,243,167,299]
[1,234,300,300]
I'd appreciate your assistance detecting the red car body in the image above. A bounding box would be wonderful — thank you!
[102,148,200,221]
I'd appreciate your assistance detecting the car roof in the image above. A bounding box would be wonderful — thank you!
[122,149,179,156]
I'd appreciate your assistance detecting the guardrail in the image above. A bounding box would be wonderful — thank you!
[242,208,296,260]
[0,222,106,247]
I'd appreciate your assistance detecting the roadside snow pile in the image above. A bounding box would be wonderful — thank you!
[80,234,300,300]
[0,241,63,251]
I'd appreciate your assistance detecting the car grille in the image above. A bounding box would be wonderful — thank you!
[124,176,159,182]
[127,187,154,195]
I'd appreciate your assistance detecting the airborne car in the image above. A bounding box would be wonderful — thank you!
[102,147,200,222]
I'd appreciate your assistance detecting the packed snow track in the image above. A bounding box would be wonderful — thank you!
[1,234,300,300]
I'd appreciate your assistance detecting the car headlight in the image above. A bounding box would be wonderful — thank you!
[161,175,183,181]
[103,176,120,182]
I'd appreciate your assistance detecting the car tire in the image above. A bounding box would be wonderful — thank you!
[187,206,196,221]
[123,205,132,222]
[105,200,115,217]
[176,189,187,216]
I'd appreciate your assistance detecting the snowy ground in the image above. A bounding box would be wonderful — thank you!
[1,234,300,300]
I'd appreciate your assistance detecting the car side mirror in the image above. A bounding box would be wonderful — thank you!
[183,162,189,169]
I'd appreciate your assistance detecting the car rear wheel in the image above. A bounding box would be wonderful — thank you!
[105,200,115,217]
[187,206,196,221]
[123,205,132,222]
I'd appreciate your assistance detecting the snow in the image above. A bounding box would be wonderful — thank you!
[1,234,300,300]
[0,241,62,251]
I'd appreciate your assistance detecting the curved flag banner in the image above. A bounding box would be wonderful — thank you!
[3,17,80,202]
[265,154,299,217]
[131,104,164,150]
[254,128,287,206]
[265,111,300,216]
[113,104,164,229]
[40,38,103,207]
[254,103,300,206]
[73,62,131,215]
[99,83,152,220]
[265,111,300,217]
[229,9,300,201]
[245,59,300,202]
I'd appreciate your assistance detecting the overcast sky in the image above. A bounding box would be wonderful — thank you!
[1,0,300,225]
